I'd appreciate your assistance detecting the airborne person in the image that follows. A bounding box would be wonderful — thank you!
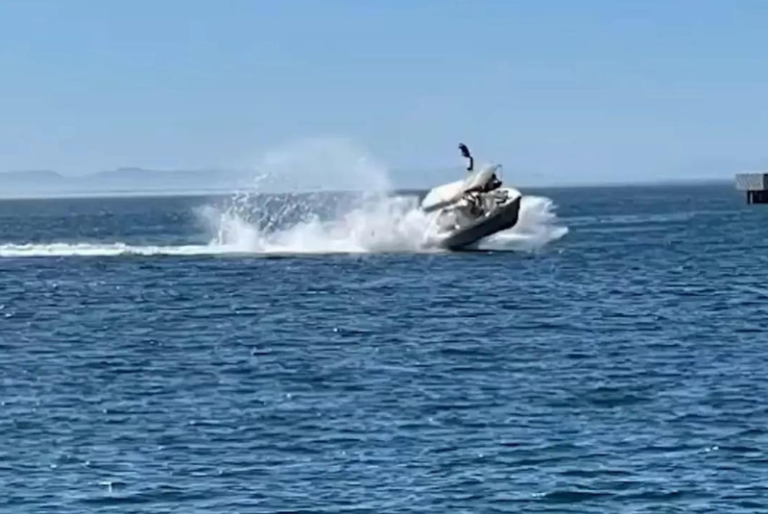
[457,143,502,196]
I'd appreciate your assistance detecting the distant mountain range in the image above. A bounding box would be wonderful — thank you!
[0,168,255,197]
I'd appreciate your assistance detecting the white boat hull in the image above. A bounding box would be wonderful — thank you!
[430,188,522,250]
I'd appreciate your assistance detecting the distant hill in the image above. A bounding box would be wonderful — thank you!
[0,168,253,198]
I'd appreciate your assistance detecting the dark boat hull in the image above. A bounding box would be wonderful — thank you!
[438,196,522,250]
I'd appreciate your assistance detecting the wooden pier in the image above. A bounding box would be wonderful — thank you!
[736,173,768,204]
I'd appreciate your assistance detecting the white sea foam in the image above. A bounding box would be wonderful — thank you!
[0,138,568,257]
[0,195,566,257]
[476,196,570,252]
[191,138,568,254]
[193,190,568,255]
[196,191,434,254]
[0,242,219,257]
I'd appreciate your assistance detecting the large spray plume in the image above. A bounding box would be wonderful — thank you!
[0,137,568,257]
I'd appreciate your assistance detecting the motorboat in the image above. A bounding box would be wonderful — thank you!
[421,150,522,250]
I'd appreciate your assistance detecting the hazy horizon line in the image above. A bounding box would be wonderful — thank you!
[0,176,736,202]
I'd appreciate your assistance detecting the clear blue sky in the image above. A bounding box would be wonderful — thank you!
[1,0,767,186]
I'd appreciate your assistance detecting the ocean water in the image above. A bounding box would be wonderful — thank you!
[2,183,768,513]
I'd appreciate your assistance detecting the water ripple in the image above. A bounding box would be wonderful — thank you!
[1,185,767,512]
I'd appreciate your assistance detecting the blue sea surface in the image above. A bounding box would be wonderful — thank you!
[2,183,768,512]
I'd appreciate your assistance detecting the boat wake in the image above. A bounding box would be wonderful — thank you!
[476,196,569,252]
[0,193,567,258]
[0,242,219,258]
[198,191,433,254]
[0,139,568,257]
[196,190,568,255]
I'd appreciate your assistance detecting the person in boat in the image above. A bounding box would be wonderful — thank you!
[458,143,502,192]
[457,143,502,216]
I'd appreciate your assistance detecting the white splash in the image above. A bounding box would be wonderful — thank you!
[197,192,433,254]
[0,196,566,257]
[477,195,570,252]
[0,138,568,257]
[198,192,567,255]
[193,137,568,254]
[247,137,393,193]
